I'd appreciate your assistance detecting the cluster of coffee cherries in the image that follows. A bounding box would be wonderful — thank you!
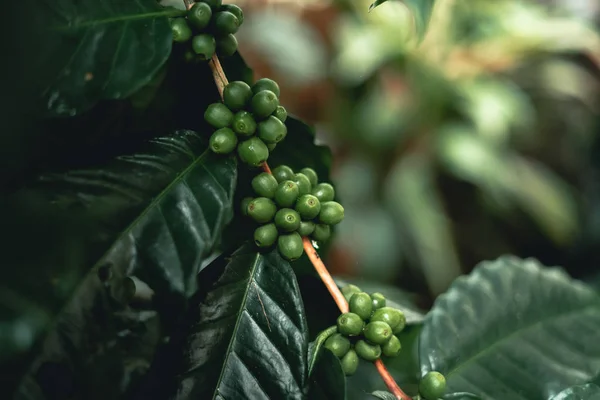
[242,165,344,261]
[170,0,243,60]
[205,79,287,167]
[322,285,406,376]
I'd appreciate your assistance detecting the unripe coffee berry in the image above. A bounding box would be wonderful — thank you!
[241,197,253,216]
[419,371,447,400]
[340,349,359,376]
[273,106,287,122]
[336,312,363,336]
[300,167,318,187]
[295,194,321,220]
[192,34,216,60]
[274,180,300,208]
[171,18,192,42]
[205,103,234,128]
[363,321,392,345]
[342,284,361,302]
[275,208,301,232]
[252,172,278,199]
[258,116,287,144]
[247,197,277,224]
[224,81,252,111]
[349,292,373,320]
[355,340,381,361]
[188,2,212,30]
[371,292,386,310]
[393,312,406,334]
[323,333,351,358]
[216,34,238,57]
[293,173,312,196]
[278,232,303,261]
[382,335,401,357]
[213,11,240,36]
[220,4,244,24]
[237,137,269,167]
[202,0,222,11]
[371,307,403,332]
[319,201,344,225]
[252,78,281,97]
[231,111,257,137]
[267,143,277,152]
[251,90,279,119]
[297,221,315,236]
[272,165,294,183]
[312,183,335,202]
[312,224,331,242]
[254,223,278,248]
[209,128,237,154]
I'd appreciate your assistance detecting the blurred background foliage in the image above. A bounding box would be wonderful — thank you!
[228,0,600,299]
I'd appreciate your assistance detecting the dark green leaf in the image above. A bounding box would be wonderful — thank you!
[443,393,483,400]
[308,349,346,400]
[420,256,600,400]
[308,326,338,375]
[4,130,237,397]
[368,0,435,40]
[334,277,426,325]
[220,51,255,85]
[550,384,600,400]
[35,0,184,116]
[167,244,310,399]
[371,391,396,400]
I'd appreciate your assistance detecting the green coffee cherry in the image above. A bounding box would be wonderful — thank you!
[342,284,361,303]
[213,11,240,36]
[319,201,344,225]
[275,208,301,232]
[312,183,335,202]
[252,78,281,97]
[258,116,287,144]
[202,0,222,11]
[216,34,238,57]
[220,4,244,24]
[209,128,237,154]
[340,349,359,376]
[371,293,386,310]
[295,194,321,220]
[293,173,312,196]
[188,2,212,30]
[323,333,351,358]
[393,312,406,334]
[254,223,278,248]
[247,197,277,224]
[355,340,381,361]
[272,165,295,183]
[192,34,216,60]
[231,111,256,137]
[364,321,392,345]
[371,307,403,332]
[241,197,253,216]
[349,292,373,320]
[298,221,315,236]
[312,224,331,242]
[273,106,287,122]
[251,172,278,199]
[278,232,303,261]
[237,137,269,167]
[224,81,253,112]
[419,371,446,400]
[267,143,277,152]
[336,312,363,336]
[274,180,300,208]
[204,102,233,128]
[300,168,318,187]
[251,90,279,119]
[382,335,401,357]
[171,18,192,42]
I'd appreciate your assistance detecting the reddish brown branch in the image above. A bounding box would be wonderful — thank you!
[375,359,412,400]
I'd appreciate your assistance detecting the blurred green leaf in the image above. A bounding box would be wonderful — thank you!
[420,256,600,399]
[368,0,435,41]
[550,384,600,400]
[371,390,396,399]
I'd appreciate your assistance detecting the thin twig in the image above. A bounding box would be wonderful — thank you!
[375,359,412,400]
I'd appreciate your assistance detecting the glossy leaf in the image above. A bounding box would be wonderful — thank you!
[5,130,237,397]
[334,277,426,325]
[371,391,396,400]
[368,0,435,40]
[550,384,600,400]
[167,245,310,399]
[420,256,600,400]
[308,326,338,375]
[308,349,346,400]
[36,0,183,116]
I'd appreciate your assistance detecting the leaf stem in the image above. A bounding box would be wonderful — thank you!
[183,0,409,394]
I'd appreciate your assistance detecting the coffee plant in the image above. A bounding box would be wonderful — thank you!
[2,1,600,400]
